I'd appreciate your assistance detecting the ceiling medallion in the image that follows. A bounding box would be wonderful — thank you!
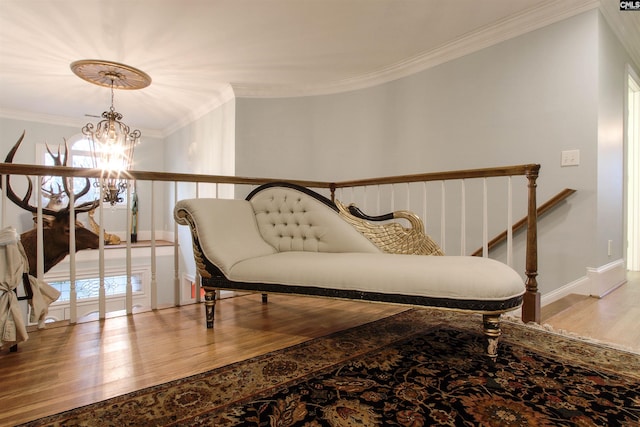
[70,59,151,90]
[71,59,150,206]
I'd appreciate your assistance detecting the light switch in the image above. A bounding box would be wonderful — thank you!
[561,150,580,167]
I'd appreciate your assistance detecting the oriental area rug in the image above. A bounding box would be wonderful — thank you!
[20,310,640,427]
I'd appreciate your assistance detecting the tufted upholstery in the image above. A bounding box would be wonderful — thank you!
[249,186,381,254]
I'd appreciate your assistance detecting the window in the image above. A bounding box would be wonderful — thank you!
[38,135,129,207]
[49,273,143,302]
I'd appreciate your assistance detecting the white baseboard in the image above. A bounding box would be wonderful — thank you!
[508,277,587,318]
[587,259,627,298]
[541,275,591,307]
[539,258,627,307]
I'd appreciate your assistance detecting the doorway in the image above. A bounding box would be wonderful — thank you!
[626,67,640,271]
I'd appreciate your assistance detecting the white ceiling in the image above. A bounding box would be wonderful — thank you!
[0,0,638,137]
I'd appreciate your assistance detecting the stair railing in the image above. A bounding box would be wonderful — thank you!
[0,162,542,323]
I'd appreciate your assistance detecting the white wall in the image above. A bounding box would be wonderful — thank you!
[596,13,628,267]
[234,10,634,296]
[163,98,236,278]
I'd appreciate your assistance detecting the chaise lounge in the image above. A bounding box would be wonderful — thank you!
[174,182,525,359]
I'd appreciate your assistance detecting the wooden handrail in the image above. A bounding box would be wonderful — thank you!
[0,163,333,189]
[331,164,540,188]
[0,162,543,323]
[470,188,576,257]
[0,163,540,189]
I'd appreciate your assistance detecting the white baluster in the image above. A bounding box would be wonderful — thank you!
[68,177,78,323]
[390,184,395,212]
[126,181,132,314]
[150,181,157,310]
[406,182,410,211]
[36,176,44,294]
[195,181,201,303]
[174,181,180,306]
[98,181,105,320]
[483,178,488,258]
[440,181,446,253]
[1,175,6,228]
[363,186,367,212]
[460,180,466,256]
[507,177,513,267]
[422,182,427,229]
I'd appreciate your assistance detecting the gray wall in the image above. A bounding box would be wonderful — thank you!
[596,13,628,268]
[163,98,236,276]
[235,10,634,294]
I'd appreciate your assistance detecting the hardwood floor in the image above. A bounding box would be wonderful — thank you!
[0,295,406,426]
[1,273,638,426]
[541,270,640,352]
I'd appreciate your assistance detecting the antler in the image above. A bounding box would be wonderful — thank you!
[45,140,95,206]
[3,132,99,215]
[45,143,66,166]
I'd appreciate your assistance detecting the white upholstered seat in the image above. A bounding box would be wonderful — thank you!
[174,182,526,358]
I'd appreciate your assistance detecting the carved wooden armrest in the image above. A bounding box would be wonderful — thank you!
[174,208,216,280]
[335,200,444,256]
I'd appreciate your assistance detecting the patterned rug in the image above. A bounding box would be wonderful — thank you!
[20,310,640,426]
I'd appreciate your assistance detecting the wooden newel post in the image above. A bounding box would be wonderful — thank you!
[522,164,541,323]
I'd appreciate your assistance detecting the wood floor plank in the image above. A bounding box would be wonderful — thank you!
[1,272,638,426]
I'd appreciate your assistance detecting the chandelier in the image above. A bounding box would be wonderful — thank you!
[71,60,151,205]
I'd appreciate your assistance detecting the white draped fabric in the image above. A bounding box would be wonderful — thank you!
[0,226,60,349]
[0,227,27,348]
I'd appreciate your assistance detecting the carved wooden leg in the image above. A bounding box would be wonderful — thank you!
[483,314,502,360]
[204,289,217,328]
[262,293,268,304]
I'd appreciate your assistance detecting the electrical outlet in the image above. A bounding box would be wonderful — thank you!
[561,150,580,167]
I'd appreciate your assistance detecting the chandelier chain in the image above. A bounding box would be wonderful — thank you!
[110,80,116,112]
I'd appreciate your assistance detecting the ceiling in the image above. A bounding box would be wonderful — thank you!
[0,0,638,137]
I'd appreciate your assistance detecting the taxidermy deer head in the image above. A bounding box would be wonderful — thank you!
[2,131,100,274]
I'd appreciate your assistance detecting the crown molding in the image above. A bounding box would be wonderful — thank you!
[0,108,88,129]
[0,108,164,139]
[233,0,601,98]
